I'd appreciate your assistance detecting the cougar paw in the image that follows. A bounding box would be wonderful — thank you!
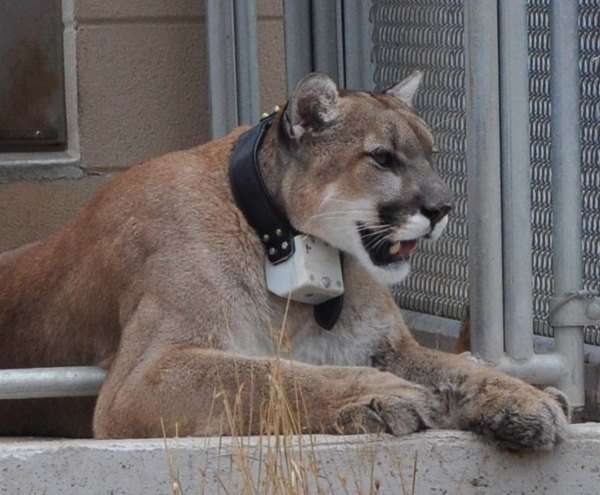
[335,393,440,436]
[469,381,569,451]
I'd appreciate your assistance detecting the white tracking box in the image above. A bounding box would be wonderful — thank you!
[265,235,344,304]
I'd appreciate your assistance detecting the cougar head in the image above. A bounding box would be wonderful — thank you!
[271,72,452,286]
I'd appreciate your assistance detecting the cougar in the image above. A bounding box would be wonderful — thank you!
[0,72,568,450]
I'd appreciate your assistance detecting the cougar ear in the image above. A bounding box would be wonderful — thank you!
[385,70,423,106]
[283,72,339,141]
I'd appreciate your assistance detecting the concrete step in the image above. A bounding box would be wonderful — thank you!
[1,424,599,494]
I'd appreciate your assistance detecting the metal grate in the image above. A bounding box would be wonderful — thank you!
[528,0,554,339]
[520,0,600,343]
[371,0,600,345]
[372,0,469,321]
[570,0,600,345]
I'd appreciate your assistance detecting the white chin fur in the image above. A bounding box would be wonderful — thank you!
[350,238,412,285]
[318,219,412,286]
[364,259,411,285]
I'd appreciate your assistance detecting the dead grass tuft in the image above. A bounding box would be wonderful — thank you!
[160,295,420,494]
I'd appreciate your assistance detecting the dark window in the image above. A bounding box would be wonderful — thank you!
[0,0,66,149]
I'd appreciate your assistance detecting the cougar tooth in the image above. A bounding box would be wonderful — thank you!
[389,242,401,255]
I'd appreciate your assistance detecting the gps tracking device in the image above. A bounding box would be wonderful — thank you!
[265,235,344,304]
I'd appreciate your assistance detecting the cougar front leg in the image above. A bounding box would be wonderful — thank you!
[374,337,569,450]
[94,345,443,439]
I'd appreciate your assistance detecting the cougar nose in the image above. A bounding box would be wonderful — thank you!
[422,204,452,228]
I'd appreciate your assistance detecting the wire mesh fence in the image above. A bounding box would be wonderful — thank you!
[371,0,600,345]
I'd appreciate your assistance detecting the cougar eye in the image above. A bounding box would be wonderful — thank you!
[369,149,398,169]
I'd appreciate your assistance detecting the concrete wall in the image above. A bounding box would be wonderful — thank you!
[0,0,287,252]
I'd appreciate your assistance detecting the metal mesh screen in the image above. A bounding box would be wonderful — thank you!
[371,0,600,345]
[371,0,469,321]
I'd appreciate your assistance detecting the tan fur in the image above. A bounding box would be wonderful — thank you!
[0,74,568,449]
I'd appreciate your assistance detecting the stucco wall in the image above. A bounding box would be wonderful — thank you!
[0,0,287,252]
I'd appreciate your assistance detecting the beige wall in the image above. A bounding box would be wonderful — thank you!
[0,0,287,252]
[75,1,209,170]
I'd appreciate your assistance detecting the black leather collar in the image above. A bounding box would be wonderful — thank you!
[228,112,344,330]
[229,113,296,264]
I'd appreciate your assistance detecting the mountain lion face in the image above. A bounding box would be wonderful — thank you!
[274,72,452,285]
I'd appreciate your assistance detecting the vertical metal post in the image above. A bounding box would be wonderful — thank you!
[499,0,534,361]
[207,0,238,138]
[284,0,345,91]
[234,0,260,125]
[283,0,313,93]
[342,0,374,90]
[550,1,585,409]
[464,0,504,364]
[311,0,343,85]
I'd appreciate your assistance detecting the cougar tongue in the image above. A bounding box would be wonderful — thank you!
[389,239,417,258]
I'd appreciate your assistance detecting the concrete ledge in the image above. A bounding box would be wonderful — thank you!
[0,151,82,183]
[1,424,599,494]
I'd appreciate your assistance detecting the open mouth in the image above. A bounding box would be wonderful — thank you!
[357,222,419,267]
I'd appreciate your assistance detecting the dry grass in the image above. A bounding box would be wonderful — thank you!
[160,296,420,495]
